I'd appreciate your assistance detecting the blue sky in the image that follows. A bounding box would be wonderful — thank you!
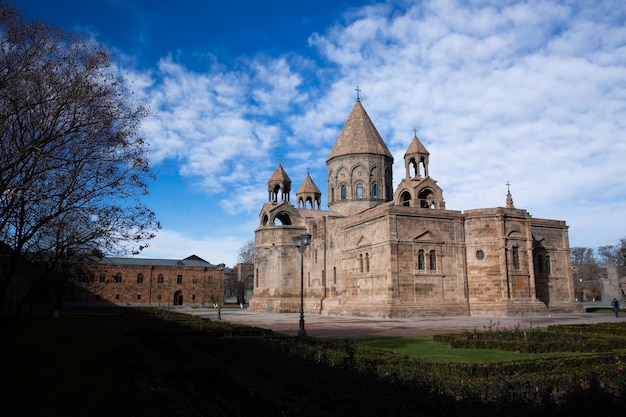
[13,0,626,267]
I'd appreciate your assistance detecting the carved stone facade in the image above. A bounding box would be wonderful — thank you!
[252,97,581,317]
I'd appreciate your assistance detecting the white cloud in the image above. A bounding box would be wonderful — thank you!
[131,0,626,259]
[136,228,247,268]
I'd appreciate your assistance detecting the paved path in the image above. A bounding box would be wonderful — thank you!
[174,304,625,339]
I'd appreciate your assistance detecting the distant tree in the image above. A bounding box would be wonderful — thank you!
[0,3,159,319]
[597,237,626,266]
[571,247,604,301]
[237,240,255,264]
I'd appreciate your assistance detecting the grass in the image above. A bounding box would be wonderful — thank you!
[355,335,532,362]
[3,306,625,416]
[353,334,617,362]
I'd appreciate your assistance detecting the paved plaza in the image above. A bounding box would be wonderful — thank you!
[175,303,624,339]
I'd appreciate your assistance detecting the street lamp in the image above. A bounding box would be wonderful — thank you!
[217,263,225,320]
[293,232,312,336]
[166,280,172,320]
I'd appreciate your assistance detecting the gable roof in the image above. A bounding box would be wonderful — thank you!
[92,256,215,268]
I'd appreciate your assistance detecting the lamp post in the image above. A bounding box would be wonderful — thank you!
[166,280,172,320]
[292,232,312,336]
[217,263,225,320]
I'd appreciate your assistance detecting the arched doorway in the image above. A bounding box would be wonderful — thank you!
[173,290,183,306]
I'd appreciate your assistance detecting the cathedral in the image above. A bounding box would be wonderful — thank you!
[251,96,581,317]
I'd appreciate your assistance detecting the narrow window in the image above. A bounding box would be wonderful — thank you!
[99,273,105,283]
[359,254,364,273]
[365,253,370,272]
[418,249,425,270]
[546,255,551,275]
[157,274,164,284]
[512,245,520,270]
[356,183,363,199]
[341,185,347,200]
[177,274,183,284]
[137,273,144,284]
[429,250,436,271]
[372,183,378,199]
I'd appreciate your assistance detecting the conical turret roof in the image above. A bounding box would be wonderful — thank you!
[296,173,321,195]
[268,163,291,184]
[327,99,393,161]
[404,132,429,157]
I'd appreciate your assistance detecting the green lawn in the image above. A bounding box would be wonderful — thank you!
[354,335,550,362]
[3,307,625,417]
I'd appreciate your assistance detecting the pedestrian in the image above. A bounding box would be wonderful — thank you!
[611,298,620,317]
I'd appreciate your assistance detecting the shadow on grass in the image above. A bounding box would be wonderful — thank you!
[3,306,625,417]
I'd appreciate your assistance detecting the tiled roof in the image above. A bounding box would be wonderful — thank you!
[92,257,215,268]
[296,173,321,195]
[268,163,291,183]
[327,99,392,161]
[405,133,429,156]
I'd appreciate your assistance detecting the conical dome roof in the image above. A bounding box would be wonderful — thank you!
[404,133,429,157]
[268,163,291,184]
[327,99,393,161]
[296,173,321,195]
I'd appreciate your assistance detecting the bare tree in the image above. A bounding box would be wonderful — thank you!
[597,237,626,266]
[571,247,604,301]
[0,3,159,318]
[237,240,255,264]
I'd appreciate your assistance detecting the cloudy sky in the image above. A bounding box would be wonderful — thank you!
[14,0,626,267]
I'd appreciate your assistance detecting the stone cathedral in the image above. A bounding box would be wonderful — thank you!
[251,97,581,317]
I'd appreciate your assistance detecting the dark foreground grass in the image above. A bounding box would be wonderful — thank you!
[1,309,128,417]
[2,307,625,417]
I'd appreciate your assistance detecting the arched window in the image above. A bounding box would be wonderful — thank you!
[114,272,122,283]
[157,274,164,284]
[418,250,425,270]
[359,254,364,272]
[400,191,411,206]
[356,183,363,199]
[365,253,370,272]
[372,183,378,199]
[512,245,520,270]
[341,185,347,200]
[136,273,144,284]
[429,250,437,270]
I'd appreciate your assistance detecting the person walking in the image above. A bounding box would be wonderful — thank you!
[611,298,620,317]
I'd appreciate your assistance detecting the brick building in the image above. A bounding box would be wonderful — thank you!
[252,96,582,317]
[77,255,249,307]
